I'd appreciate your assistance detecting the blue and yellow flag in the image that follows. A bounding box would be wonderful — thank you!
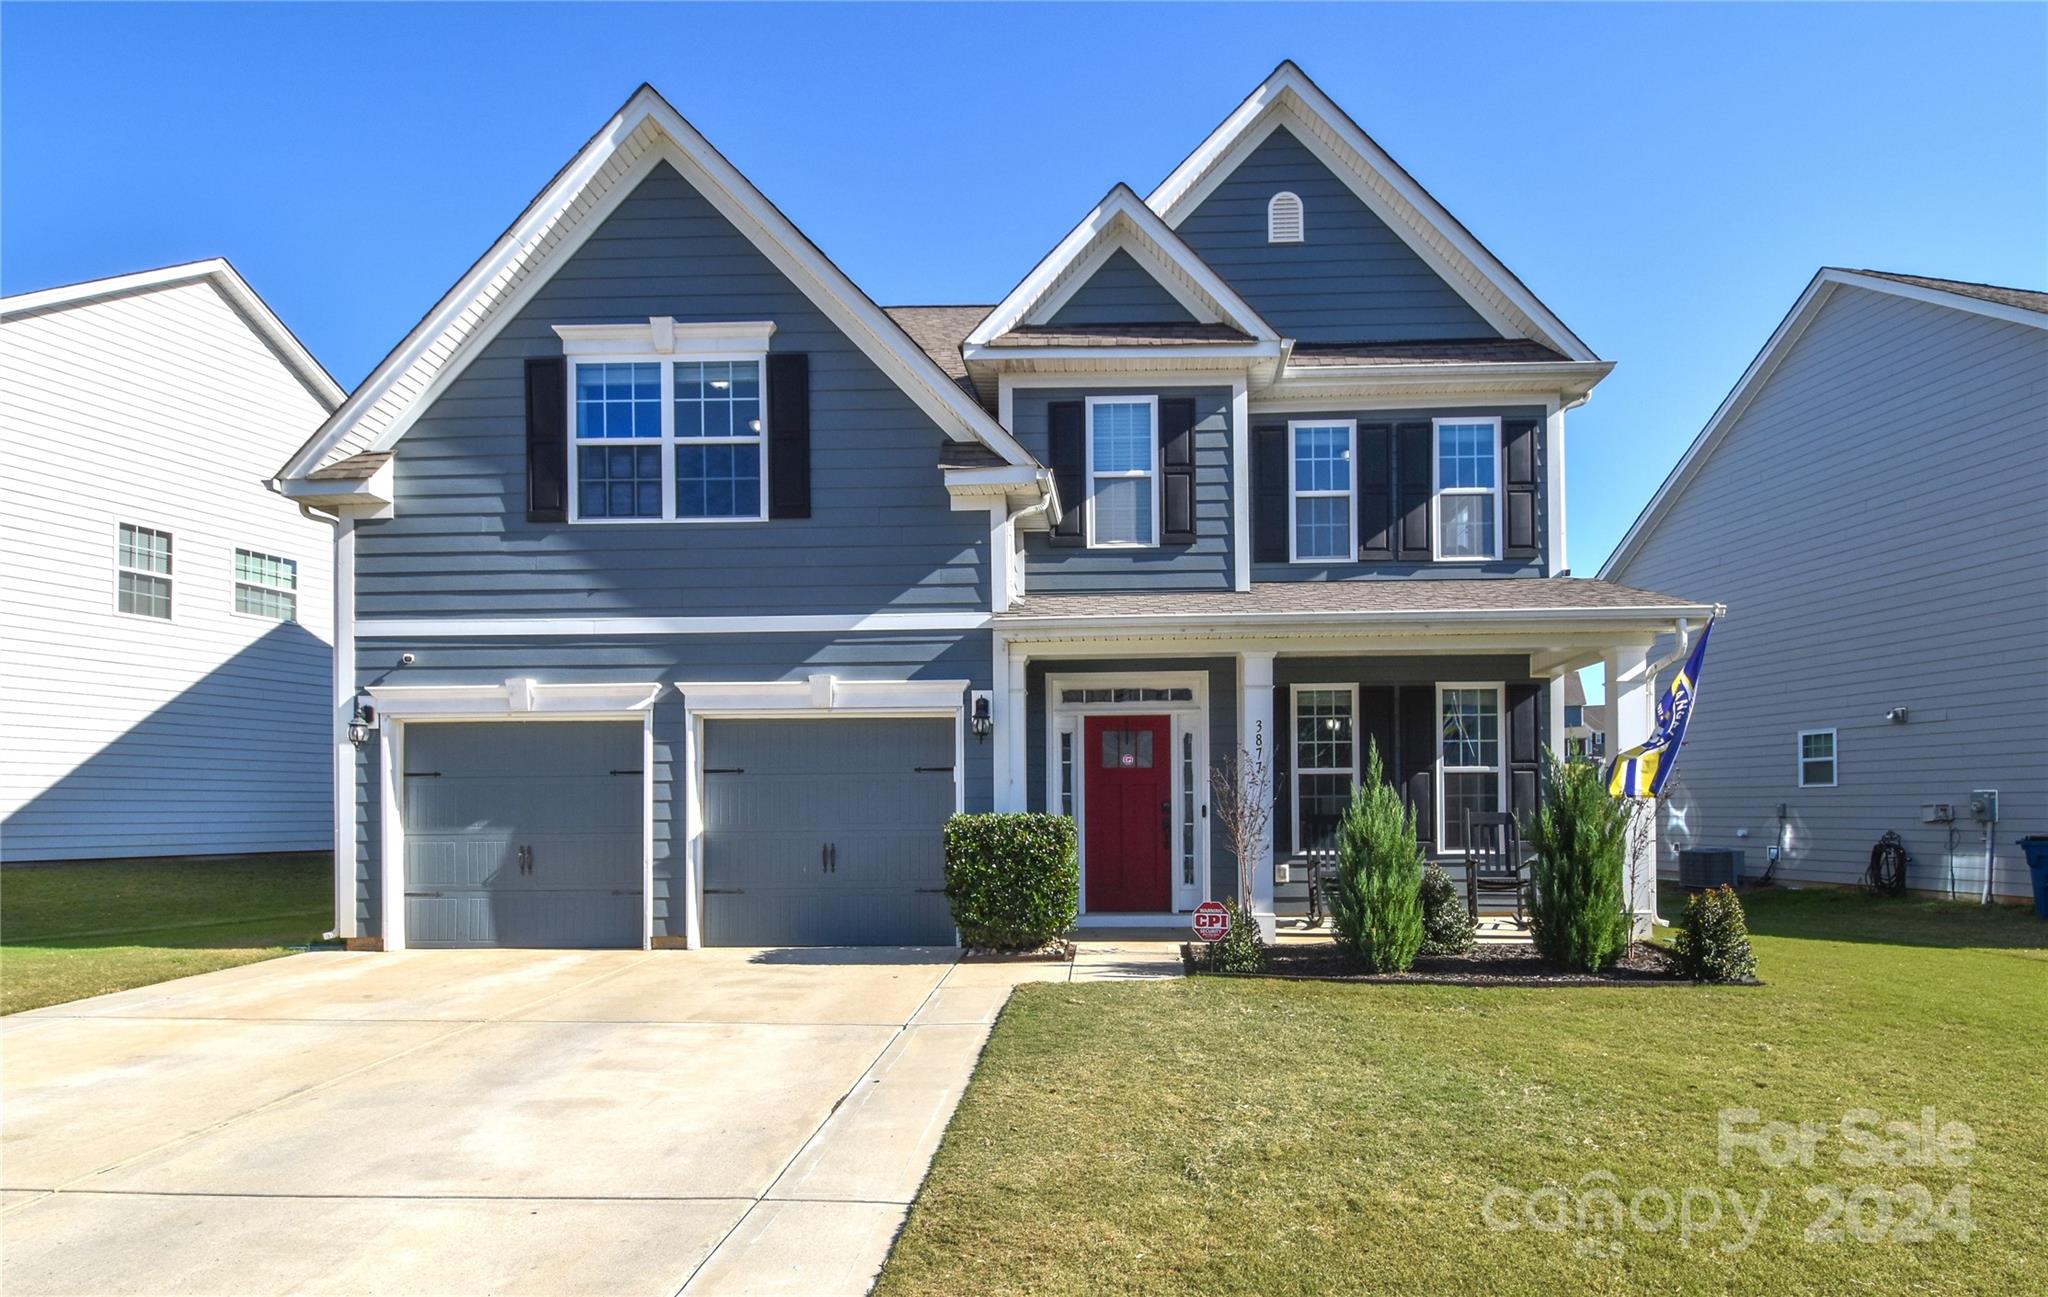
[1606,617,1715,798]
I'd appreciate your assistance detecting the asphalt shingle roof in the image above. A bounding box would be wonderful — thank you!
[1851,271,2048,316]
[1287,339,1571,367]
[987,323,1254,347]
[1000,578,1708,621]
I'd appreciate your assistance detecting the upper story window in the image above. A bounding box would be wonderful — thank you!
[571,357,765,522]
[1293,685,1357,852]
[1433,417,1501,561]
[1439,684,1503,851]
[234,548,298,621]
[116,522,172,619]
[1086,396,1157,548]
[1564,704,1584,729]
[1289,420,1355,562]
[1267,191,1304,243]
[1798,729,1837,787]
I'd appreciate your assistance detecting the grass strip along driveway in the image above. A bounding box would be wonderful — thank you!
[0,854,330,1015]
[879,889,2048,1297]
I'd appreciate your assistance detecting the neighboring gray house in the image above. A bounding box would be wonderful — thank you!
[1,261,343,861]
[274,63,1711,950]
[1561,672,1606,762]
[1602,270,2047,901]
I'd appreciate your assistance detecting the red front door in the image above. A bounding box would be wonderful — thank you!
[1083,715,1172,912]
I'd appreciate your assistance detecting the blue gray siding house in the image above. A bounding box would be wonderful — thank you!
[278,62,1709,949]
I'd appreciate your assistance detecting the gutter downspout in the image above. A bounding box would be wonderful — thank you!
[288,498,351,944]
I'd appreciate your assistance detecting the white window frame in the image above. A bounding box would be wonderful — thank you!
[1290,684,1360,853]
[1797,728,1837,788]
[1436,681,1507,851]
[232,547,298,623]
[114,521,174,621]
[1431,416,1504,562]
[555,319,777,526]
[1287,419,1357,563]
[1084,394,1160,549]
[1267,191,1304,244]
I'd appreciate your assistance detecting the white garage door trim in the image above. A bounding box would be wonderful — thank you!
[365,679,664,951]
[675,674,970,949]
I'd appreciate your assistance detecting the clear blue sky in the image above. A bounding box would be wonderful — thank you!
[6,1,2044,587]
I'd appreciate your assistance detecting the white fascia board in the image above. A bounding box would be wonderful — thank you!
[3,258,344,411]
[553,318,777,355]
[1144,62,1599,364]
[1264,360,1613,404]
[355,611,993,637]
[674,675,967,713]
[280,87,1033,484]
[1825,270,2048,331]
[963,342,1281,365]
[968,185,1279,346]
[995,604,1717,638]
[366,680,664,716]
[277,457,397,513]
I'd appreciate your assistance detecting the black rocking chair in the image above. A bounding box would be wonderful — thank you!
[1463,810,1533,926]
[1299,815,1342,927]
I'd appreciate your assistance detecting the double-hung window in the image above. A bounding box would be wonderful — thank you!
[1798,729,1837,788]
[115,523,172,619]
[233,548,297,621]
[1438,684,1503,851]
[1293,685,1358,851]
[1289,420,1355,562]
[570,355,765,522]
[1086,395,1157,548]
[1433,417,1501,560]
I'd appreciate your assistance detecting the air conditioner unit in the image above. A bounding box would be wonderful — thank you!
[1678,848,1743,889]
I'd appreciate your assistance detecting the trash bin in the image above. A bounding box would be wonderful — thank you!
[2019,837,2048,919]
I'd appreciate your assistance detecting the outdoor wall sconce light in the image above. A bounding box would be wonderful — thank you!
[347,702,377,748]
[1885,707,1909,724]
[969,692,994,741]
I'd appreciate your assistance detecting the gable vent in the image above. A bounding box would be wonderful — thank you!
[1267,191,1304,244]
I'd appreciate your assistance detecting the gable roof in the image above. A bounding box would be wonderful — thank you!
[2,259,343,411]
[1145,61,1599,364]
[965,184,1279,350]
[1601,267,2048,578]
[277,85,1034,484]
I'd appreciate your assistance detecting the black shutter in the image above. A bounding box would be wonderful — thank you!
[1395,420,1432,561]
[1271,685,1292,852]
[1357,422,1394,560]
[1507,683,1543,826]
[767,353,811,519]
[1397,685,1437,857]
[1252,423,1289,563]
[524,357,568,523]
[1159,398,1197,545]
[1358,685,1397,788]
[1503,417,1539,561]
[1047,401,1085,547]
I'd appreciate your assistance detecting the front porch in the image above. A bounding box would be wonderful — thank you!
[991,580,1714,940]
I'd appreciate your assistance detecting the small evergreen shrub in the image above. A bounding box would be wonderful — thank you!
[1329,741,1425,972]
[941,813,1078,950]
[1418,863,1476,956]
[1675,885,1758,983]
[1522,756,1632,972]
[1200,896,1267,974]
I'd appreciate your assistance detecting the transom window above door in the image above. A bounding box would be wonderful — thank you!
[1289,420,1355,561]
[1086,396,1157,548]
[1433,417,1501,560]
[571,357,765,522]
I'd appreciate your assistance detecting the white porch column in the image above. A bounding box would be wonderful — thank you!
[996,639,1028,811]
[1604,642,1660,938]
[1238,650,1277,940]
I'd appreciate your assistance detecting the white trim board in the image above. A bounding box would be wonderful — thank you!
[354,611,994,638]
[1143,62,1597,365]
[276,86,1035,485]
[1601,267,2048,579]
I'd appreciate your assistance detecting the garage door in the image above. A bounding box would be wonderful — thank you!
[701,717,955,946]
[402,721,641,948]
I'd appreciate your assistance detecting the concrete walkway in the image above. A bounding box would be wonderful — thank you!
[0,943,1177,1297]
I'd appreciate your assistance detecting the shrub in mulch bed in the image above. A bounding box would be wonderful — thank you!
[960,940,1076,962]
[1180,938,1742,986]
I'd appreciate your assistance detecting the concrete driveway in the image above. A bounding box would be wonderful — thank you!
[0,945,1104,1297]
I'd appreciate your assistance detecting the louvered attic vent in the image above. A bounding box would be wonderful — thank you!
[1267,191,1304,243]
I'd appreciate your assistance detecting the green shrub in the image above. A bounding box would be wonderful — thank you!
[1200,897,1267,974]
[1675,885,1759,983]
[1522,755,1632,972]
[941,813,1077,950]
[1329,741,1425,972]
[1418,863,1476,956]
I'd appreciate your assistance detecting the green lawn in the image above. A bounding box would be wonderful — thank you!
[0,854,332,1014]
[880,889,2048,1296]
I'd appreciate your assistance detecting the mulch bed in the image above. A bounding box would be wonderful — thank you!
[961,940,1077,962]
[1184,939,1705,985]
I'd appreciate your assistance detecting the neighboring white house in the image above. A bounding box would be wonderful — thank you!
[1,260,344,861]
[1602,269,2047,901]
